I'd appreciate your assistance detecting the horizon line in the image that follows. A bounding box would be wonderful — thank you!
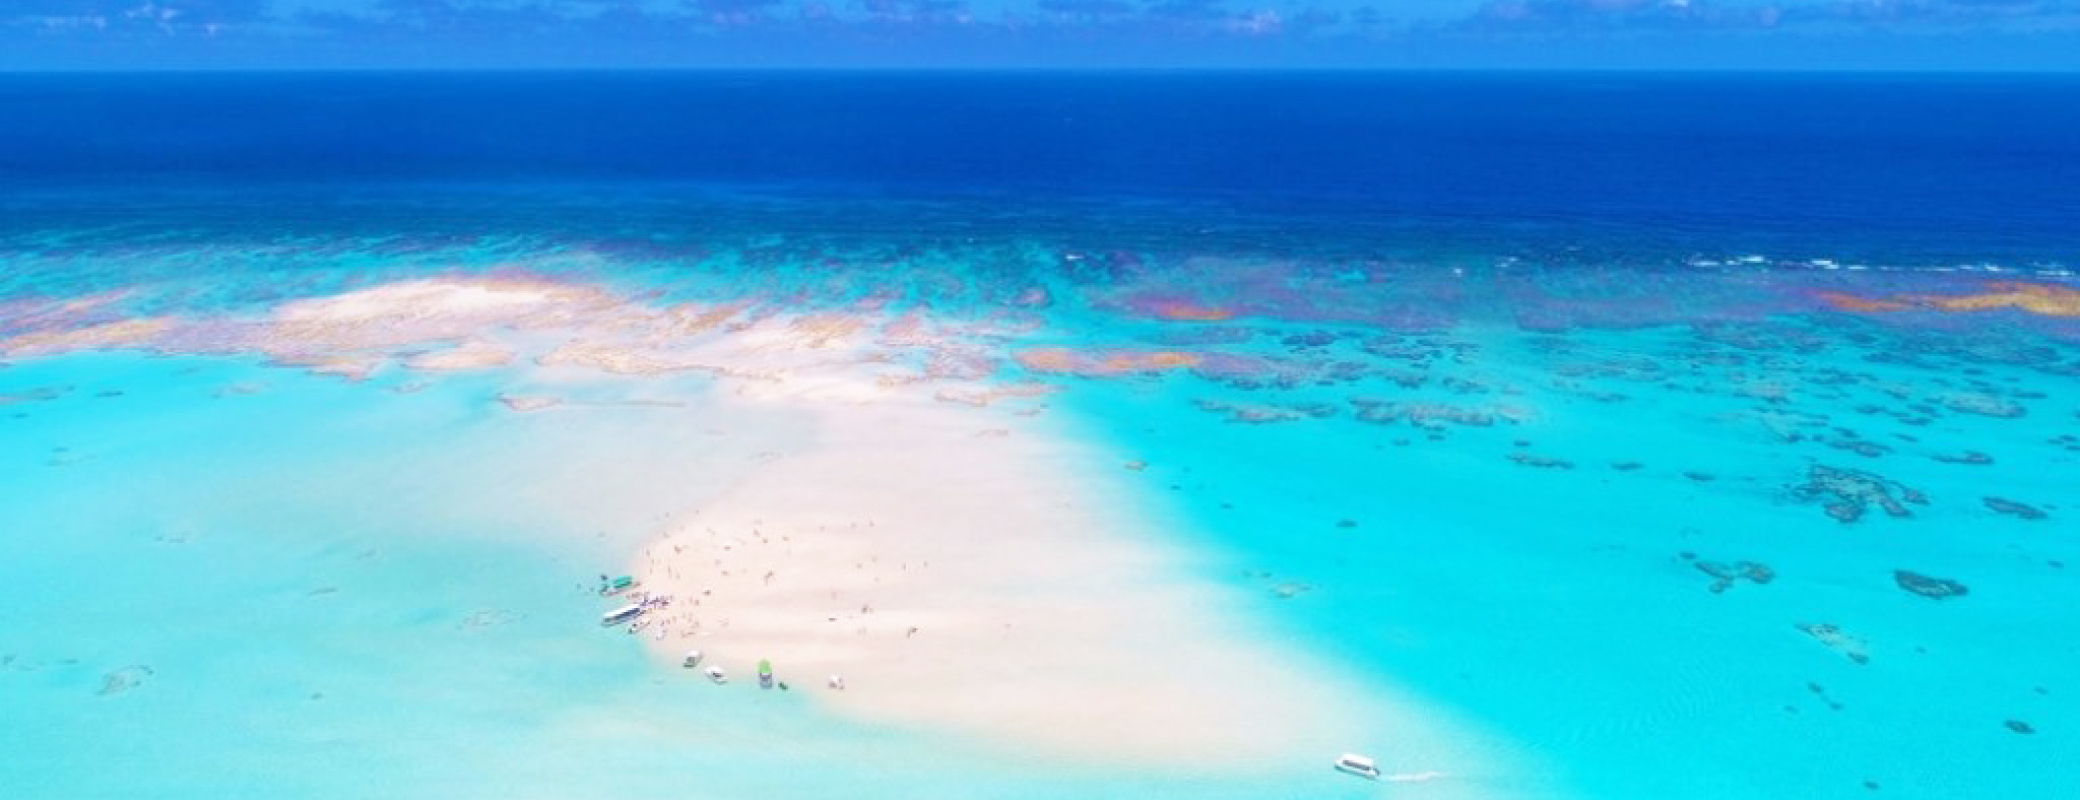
[5,65,2080,76]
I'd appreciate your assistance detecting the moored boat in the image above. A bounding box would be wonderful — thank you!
[601,604,644,626]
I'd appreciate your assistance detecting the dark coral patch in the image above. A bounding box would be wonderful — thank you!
[1349,398,1523,430]
[1696,559,1774,593]
[1280,330,1339,349]
[1894,570,1968,599]
[1191,399,1337,424]
[1941,392,2026,418]
[1508,452,1574,469]
[1983,497,2048,520]
[0,386,72,405]
[1795,465,1928,523]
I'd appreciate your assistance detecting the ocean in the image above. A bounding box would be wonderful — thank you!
[1,72,2075,799]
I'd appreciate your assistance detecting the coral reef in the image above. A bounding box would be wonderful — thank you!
[1507,452,1574,470]
[1190,399,1337,424]
[1893,570,1968,600]
[1983,497,2048,520]
[1794,465,1928,523]
[1695,559,1775,593]
[1796,623,1870,665]
[1015,347,1200,376]
[98,664,155,696]
[1939,392,2026,419]
[1349,398,1527,430]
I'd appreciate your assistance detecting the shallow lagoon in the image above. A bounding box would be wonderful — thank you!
[4,72,2078,800]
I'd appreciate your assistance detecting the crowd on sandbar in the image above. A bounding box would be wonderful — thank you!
[594,573,844,696]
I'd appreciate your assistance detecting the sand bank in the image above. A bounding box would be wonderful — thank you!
[618,372,1497,778]
[2,276,1507,780]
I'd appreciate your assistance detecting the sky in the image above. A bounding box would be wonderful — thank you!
[2,0,2078,69]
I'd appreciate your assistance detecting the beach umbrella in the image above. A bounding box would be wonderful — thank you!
[758,659,773,675]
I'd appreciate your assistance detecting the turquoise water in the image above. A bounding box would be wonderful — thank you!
[5,240,2074,798]
[1057,317,2077,798]
[1,351,1413,800]
[5,70,2078,799]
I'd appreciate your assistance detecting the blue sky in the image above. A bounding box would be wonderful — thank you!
[3,0,2077,69]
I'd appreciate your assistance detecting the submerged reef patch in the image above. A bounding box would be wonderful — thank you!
[1893,570,1969,600]
[1507,452,1574,469]
[1694,559,1775,593]
[1796,623,1870,665]
[1938,391,2027,419]
[98,664,155,697]
[1794,465,1928,523]
[1191,399,1338,424]
[1983,497,2049,520]
[1348,397,1527,430]
[1815,281,2080,318]
[0,386,71,405]
[1015,347,1200,376]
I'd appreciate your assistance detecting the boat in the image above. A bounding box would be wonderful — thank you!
[600,604,644,626]
[1334,754,1381,780]
[757,658,775,689]
[705,665,727,684]
[598,575,639,596]
[682,650,702,668]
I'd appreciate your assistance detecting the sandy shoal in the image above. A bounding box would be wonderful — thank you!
[626,378,1490,779]
[2,276,1507,783]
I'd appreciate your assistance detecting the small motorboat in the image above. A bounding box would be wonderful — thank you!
[705,665,727,684]
[682,650,702,668]
[600,604,644,627]
[1334,753,1381,780]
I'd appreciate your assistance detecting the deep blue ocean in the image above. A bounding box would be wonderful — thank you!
[2,73,2075,800]
[2,72,2076,262]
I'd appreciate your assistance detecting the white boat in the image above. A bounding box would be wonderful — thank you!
[1334,753,1381,780]
[704,665,727,684]
[682,650,702,668]
[601,604,644,626]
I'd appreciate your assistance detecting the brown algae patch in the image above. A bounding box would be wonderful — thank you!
[1,318,176,356]
[1014,347,1202,376]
